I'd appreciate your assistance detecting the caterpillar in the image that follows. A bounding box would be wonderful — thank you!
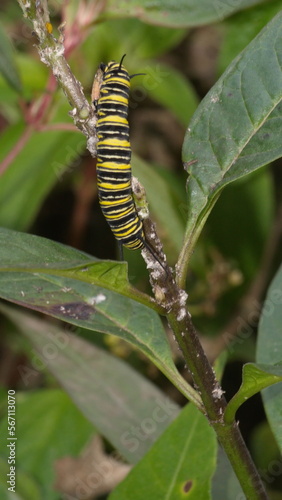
[92,55,165,269]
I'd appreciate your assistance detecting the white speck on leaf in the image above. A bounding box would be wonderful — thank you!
[87,294,106,306]
[210,93,219,103]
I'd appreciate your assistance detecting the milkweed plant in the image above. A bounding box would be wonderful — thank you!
[0,1,282,499]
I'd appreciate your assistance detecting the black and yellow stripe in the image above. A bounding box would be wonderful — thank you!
[94,56,145,250]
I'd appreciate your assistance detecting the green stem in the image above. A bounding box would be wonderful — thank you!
[176,194,220,289]
[142,217,268,498]
[215,422,269,500]
[155,362,204,411]
[167,308,269,500]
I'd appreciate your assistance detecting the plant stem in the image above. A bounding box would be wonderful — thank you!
[0,126,32,175]
[167,303,269,500]
[17,0,97,155]
[215,421,269,500]
[141,219,268,499]
[176,193,220,289]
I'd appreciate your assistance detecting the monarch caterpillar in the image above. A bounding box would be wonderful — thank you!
[92,55,165,269]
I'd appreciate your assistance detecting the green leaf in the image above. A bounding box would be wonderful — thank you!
[0,228,201,408]
[17,53,49,98]
[213,351,228,382]
[137,62,198,126]
[0,54,49,122]
[133,155,185,258]
[0,126,83,230]
[219,0,282,73]
[257,263,282,453]
[109,403,217,500]
[103,0,265,27]
[224,363,282,424]
[211,448,244,500]
[93,18,185,60]
[249,421,281,471]
[0,457,41,500]
[0,389,94,500]
[0,22,21,92]
[207,168,274,282]
[82,19,185,77]
[180,12,282,275]
[0,302,180,464]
